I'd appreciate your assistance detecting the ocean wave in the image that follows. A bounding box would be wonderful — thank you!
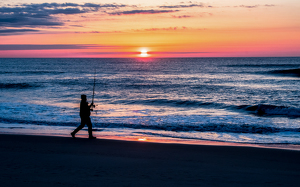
[112,99,300,118]
[226,64,299,68]
[0,117,299,134]
[96,123,300,134]
[0,83,41,89]
[0,117,78,127]
[270,68,300,77]
[113,99,224,108]
[124,83,181,89]
[238,104,300,118]
[0,71,65,75]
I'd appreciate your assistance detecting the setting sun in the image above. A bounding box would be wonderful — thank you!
[139,50,149,57]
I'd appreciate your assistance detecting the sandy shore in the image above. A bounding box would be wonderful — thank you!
[0,134,299,187]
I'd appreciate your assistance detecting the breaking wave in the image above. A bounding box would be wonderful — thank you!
[270,68,300,77]
[238,104,300,118]
[0,117,299,134]
[113,99,225,108]
[227,64,299,68]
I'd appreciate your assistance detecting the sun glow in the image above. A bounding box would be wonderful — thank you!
[138,137,147,141]
[139,49,149,57]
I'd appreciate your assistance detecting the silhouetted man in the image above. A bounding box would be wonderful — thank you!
[71,95,96,139]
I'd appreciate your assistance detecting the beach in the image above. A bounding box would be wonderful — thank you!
[1,0,300,185]
[1,134,299,187]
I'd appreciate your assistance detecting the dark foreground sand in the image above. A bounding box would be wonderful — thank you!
[0,134,299,187]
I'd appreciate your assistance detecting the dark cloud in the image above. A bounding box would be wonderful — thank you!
[0,15,63,27]
[0,44,111,50]
[0,29,39,35]
[0,2,217,35]
[0,3,127,27]
[0,2,211,29]
[15,3,126,10]
[109,9,179,15]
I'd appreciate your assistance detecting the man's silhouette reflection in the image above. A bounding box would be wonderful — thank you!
[71,95,96,139]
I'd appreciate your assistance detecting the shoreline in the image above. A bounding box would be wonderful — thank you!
[1,123,300,151]
[1,134,300,187]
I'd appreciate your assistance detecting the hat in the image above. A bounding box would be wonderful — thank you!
[81,95,87,99]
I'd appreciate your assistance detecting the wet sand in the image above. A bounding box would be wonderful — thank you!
[0,134,299,187]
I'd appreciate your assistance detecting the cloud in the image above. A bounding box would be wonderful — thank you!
[74,31,122,34]
[0,2,212,29]
[159,3,205,9]
[0,44,115,50]
[0,2,216,35]
[82,3,127,8]
[171,12,212,19]
[149,51,211,55]
[0,29,39,35]
[236,4,276,8]
[134,26,188,32]
[145,27,184,31]
[172,15,191,18]
[0,3,127,27]
[238,5,259,8]
[82,52,137,55]
[109,9,179,15]
[0,15,63,27]
[16,3,126,10]
[264,4,276,7]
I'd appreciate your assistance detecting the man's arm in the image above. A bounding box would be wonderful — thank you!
[89,102,95,111]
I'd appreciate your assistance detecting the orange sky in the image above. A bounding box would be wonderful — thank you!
[0,1,299,57]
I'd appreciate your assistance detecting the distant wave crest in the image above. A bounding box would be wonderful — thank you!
[239,104,300,117]
[227,64,299,68]
[0,83,40,89]
[0,71,65,75]
[113,99,223,108]
[270,68,300,77]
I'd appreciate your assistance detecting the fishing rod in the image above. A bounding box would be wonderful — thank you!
[91,70,96,108]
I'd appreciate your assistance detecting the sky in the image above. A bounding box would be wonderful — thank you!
[0,0,299,58]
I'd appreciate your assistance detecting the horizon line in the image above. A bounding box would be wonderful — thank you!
[1,56,300,59]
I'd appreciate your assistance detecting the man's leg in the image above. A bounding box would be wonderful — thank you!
[86,117,96,139]
[71,119,86,138]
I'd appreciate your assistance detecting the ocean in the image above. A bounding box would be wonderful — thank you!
[0,57,300,146]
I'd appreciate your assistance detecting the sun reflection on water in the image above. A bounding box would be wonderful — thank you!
[138,137,147,141]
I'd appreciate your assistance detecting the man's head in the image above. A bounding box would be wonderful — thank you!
[81,94,87,101]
